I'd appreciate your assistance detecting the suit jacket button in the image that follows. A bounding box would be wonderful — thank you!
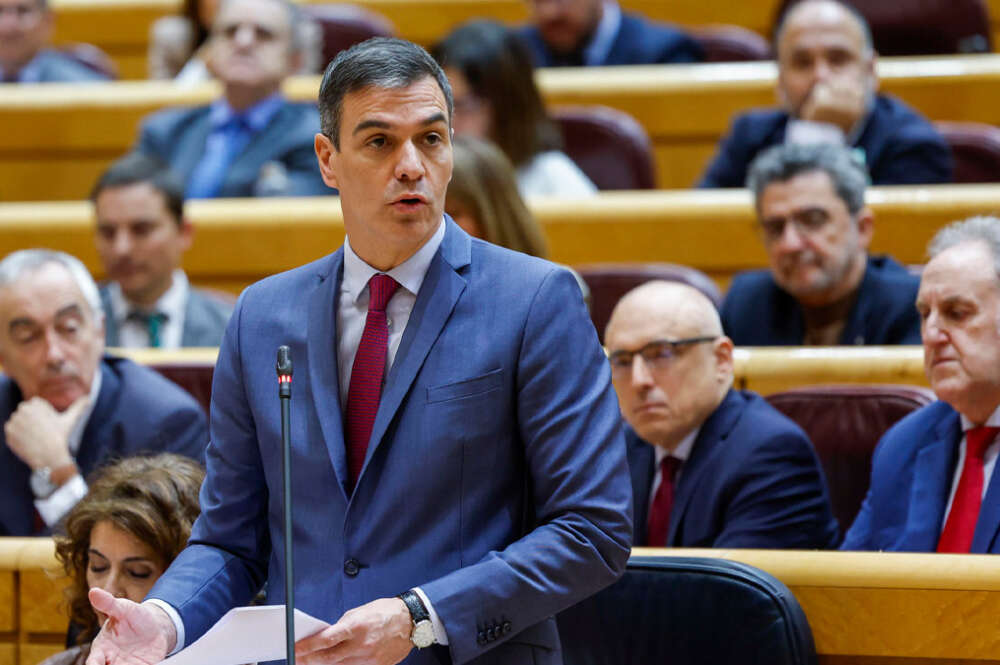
[487,627,495,641]
[477,631,487,645]
[502,621,512,634]
[343,558,360,576]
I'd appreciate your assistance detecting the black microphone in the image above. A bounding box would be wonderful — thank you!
[276,346,295,665]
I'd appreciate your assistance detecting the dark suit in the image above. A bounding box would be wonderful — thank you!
[698,95,952,188]
[721,255,921,346]
[629,389,840,549]
[100,285,234,348]
[8,50,112,82]
[518,12,703,67]
[147,219,632,664]
[0,356,208,536]
[135,100,329,197]
[842,401,1000,553]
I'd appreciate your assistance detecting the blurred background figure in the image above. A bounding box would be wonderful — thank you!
[447,136,590,306]
[433,20,597,198]
[518,0,703,67]
[0,0,111,82]
[41,454,204,665]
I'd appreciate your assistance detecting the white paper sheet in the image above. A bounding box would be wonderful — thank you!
[159,605,329,665]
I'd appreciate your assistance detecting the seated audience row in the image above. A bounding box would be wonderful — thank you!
[0,0,110,82]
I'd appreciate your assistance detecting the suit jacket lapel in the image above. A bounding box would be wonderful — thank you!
[626,430,655,545]
[668,390,743,544]
[181,290,214,346]
[306,252,349,498]
[175,110,214,182]
[76,360,119,473]
[974,437,1000,553]
[899,413,960,551]
[99,287,121,347]
[356,222,470,487]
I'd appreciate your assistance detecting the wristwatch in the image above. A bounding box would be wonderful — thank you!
[30,462,77,499]
[398,590,435,648]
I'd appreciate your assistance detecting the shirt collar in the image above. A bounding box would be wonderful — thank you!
[960,403,1000,431]
[108,269,189,322]
[583,1,622,67]
[342,217,446,304]
[653,424,700,466]
[209,92,285,132]
[68,366,102,456]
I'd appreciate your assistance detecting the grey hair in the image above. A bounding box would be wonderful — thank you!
[318,37,453,148]
[775,0,874,57]
[0,250,103,321]
[747,143,869,215]
[928,216,1000,278]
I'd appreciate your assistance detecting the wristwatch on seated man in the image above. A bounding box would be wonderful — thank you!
[398,589,435,648]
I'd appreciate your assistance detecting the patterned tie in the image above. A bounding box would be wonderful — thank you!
[127,310,167,348]
[645,455,682,547]
[344,274,399,490]
[937,426,999,553]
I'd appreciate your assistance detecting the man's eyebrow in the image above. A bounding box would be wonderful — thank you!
[55,304,84,319]
[352,113,449,136]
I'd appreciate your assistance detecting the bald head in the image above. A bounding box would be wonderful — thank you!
[605,281,733,450]
[776,0,873,57]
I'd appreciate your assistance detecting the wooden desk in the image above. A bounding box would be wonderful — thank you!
[6,54,1000,199]
[0,185,986,292]
[0,539,65,665]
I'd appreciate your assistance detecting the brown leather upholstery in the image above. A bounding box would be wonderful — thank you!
[576,262,721,343]
[552,105,656,190]
[690,25,772,62]
[773,0,991,56]
[61,43,118,79]
[300,4,395,69]
[935,121,1000,183]
[765,385,936,534]
[149,362,215,416]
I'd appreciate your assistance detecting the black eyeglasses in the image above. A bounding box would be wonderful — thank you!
[608,336,718,372]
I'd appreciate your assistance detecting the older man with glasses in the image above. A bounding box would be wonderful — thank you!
[721,142,921,346]
[605,279,839,548]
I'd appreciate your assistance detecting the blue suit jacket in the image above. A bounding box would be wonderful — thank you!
[0,356,208,536]
[842,401,1000,553]
[698,94,952,188]
[518,12,703,67]
[135,100,329,198]
[147,219,633,665]
[721,255,921,347]
[628,390,839,549]
[20,50,112,82]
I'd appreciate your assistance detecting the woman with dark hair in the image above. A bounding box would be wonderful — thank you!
[39,454,205,665]
[433,20,597,199]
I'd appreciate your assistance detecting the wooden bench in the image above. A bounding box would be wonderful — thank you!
[0,539,66,665]
[6,54,1000,199]
[0,184,989,292]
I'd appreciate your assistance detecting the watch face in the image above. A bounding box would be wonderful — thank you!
[30,468,55,498]
[412,620,435,648]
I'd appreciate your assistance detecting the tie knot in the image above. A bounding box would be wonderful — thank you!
[127,310,167,324]
[367,274,399,312]
[660,455,681,481]
[967,426,999,459]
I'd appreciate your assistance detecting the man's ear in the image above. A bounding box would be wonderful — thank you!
[856,206,875,250]
[178,217,195,252]
[714,335,735,384]
[314,133,340,190]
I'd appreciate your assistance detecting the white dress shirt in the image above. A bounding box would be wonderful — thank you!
[941,405,1000,527]
[106,270,189,349]
[33,370,102,526]
[648,426,700,516]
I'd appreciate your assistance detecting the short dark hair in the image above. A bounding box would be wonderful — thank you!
[318,37,453,149]
[90,153,185,225]
[746,143,869,216]
[432,20,561,167]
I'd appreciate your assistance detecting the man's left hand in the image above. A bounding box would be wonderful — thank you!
[295,597,413,665]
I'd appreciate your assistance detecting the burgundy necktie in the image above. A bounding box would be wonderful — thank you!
[645,455,681,547]
[344,273,399,491]
[937,426,999,553]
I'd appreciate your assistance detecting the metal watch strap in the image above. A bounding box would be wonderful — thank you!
[398,590,430,623]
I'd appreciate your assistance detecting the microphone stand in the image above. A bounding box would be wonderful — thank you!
[276,346,295,665]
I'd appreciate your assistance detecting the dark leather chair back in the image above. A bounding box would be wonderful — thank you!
[691,25,772,62]
[576,262,721,343]
[773,0,991,55]
[935,121,1000,183]
[557,556,816,665]
[552,105,656,190]
[149,362,215,416]
[300,4,395,69]
[766,385,936,533]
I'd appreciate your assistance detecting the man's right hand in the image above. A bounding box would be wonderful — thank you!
[85,588,177,665]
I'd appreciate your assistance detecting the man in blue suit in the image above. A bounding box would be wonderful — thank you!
[135,0,328,198]
[86,38,632,665]
[517,0,702,67]
[0,250,207,536]
[606,280,839,549]
[843,216,1000,553]
[722,143,921,346]
[698,0,950,188]
[0,0,111,82]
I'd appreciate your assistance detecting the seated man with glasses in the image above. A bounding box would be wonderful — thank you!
[606,280,839,548]
[721,142,921,346]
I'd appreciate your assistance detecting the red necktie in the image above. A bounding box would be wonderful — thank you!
[344,274,399,490]
[937,426,999,553]
[645,456,681,547]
